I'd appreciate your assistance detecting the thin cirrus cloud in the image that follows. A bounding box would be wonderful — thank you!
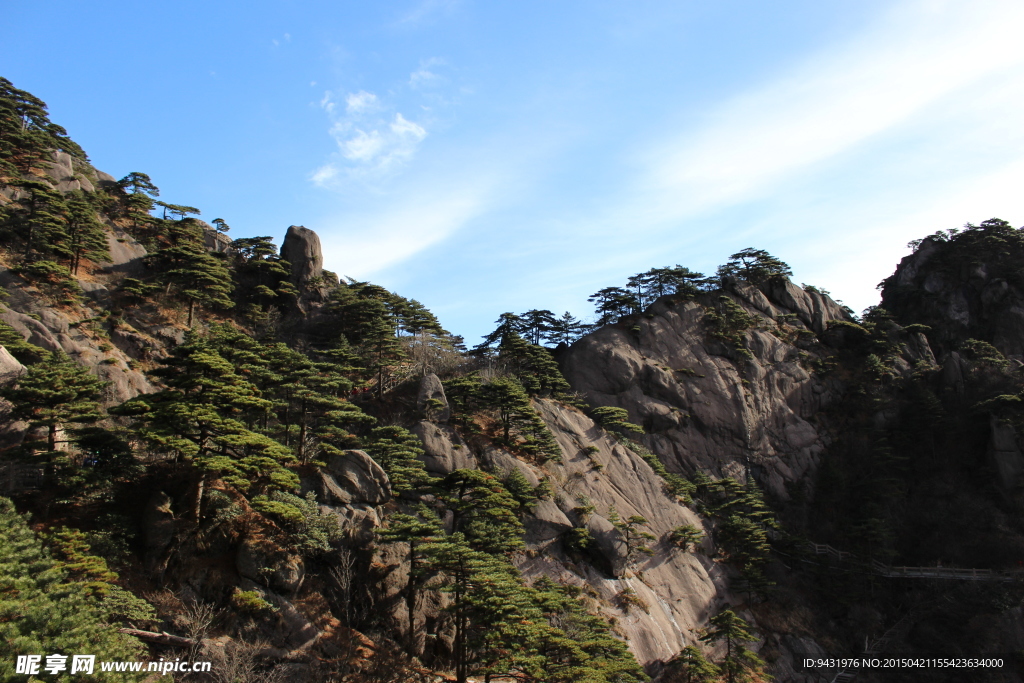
[629,0,1024,229]
[320,181,494,276]
[409,58,446,90]
[395,0,460,27]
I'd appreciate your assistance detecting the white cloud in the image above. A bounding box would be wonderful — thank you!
[312,89,430,185]
[319,91,335,115]
[342,130,385,162]
[345,90,379,113]
[310,164,339,185]
[391,113,427,140]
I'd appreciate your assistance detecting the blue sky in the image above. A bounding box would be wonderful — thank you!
[5,0,1024,342]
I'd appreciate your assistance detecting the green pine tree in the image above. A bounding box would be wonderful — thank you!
[113,333,298,521]
[376,506,445,652]
[440,468,524,554]
[0,350,105,453]
[63,190,109,275]
[699,609,768,683]
[0,497,145,682]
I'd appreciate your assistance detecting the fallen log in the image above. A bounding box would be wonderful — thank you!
[118,628,198,648]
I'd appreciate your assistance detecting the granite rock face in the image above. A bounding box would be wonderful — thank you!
[411,421,477,474]
[237,537,305,596]
[0,346,24,384]
[417,373,451,422]
[0,290,157,405]
[560,280,852,499]
[512,400,724,667]
[324,450,392,505]
[43,150,96,193]
[281,225,324,286]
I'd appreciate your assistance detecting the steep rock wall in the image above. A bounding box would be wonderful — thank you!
[561,280,851,499]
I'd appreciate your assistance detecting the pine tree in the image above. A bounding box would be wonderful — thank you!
[588,286,640,325]
[664,645,718,683]
[63,190,109,274]
[358,308,407,397]
[669,524,704,552]
[0,319,46,364]
[0,497,144,681]
[474,312,524,354]
[440,469,524,554]
[480,376,560,461]
[115,172,160,239]
[716,248,792,286]
[376,506,445,652]
[543,311,588,346]
[699,609,766,683]
[4,179,68,262]
[363,425,435,494]
[530,577,648,683]
[502,468,539,515]
[0,77,87,177]
[519,309,557,346]
[117,171,160,199]
[231,236,291,317]
[608,508,656,563]
[590,406,644,436]
[0,350,105,453]
[495,331,570,398]
[114,333,297,520]
[419,533,545,683]
[172,250,235,327]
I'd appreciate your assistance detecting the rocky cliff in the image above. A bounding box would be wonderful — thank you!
[412,388,726,667]
[562,278,852,501]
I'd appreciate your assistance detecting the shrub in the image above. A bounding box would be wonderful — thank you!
[231,589,277,616]
[616,587,649,614]
[669,524,704,551]
[251,491,341,556]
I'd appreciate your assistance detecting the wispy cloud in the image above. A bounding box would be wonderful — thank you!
[320,179,495,275]
[395,0,459,27]
[312,89,429,184]
[409,58,446,89]
[632,0,1024,225]
[345,90,379,113]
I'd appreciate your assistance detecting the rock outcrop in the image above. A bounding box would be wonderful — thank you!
[237,537,305,595]
[323,450,391,505]
[417,373,451,422]
[411,421,476,474]
[280,225,324,286]
[44,150,97,193]
[881,228,1024,359]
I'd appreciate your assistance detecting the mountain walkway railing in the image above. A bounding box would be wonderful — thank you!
[780,537,1024,582]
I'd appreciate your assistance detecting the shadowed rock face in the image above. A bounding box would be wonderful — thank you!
[280,225,324,286]
[882,235,1024,359]
[561,281,852,500]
